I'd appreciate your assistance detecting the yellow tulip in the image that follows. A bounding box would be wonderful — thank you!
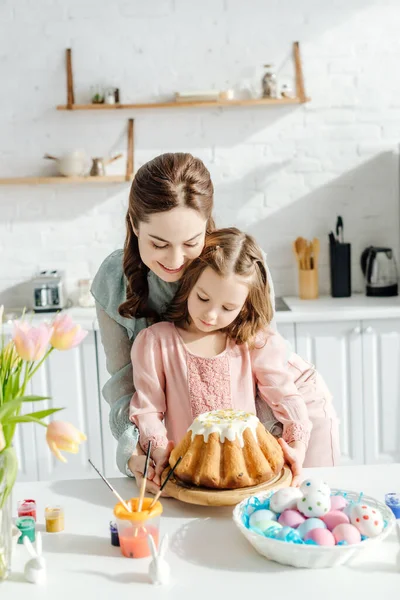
[13,321,53,362]
[46,421,86,463]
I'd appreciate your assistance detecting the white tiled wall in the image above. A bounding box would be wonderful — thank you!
[1,0,399,306]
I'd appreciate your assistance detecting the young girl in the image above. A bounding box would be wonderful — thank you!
[129,228,340,486]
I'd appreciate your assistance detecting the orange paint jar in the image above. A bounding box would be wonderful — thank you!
[113,497,163,559]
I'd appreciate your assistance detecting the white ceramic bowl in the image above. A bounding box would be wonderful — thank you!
[233,488,395,569]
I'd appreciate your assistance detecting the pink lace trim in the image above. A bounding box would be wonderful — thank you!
[142,435,168,452]
[283,422,311,446]
[187,353,232,419]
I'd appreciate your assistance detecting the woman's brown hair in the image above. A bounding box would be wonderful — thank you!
[164,227,273,345]
[119,153,215,319]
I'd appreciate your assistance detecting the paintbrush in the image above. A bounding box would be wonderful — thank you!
[88,459,132,512]
[149,456,183,509]
[137,441,152,512]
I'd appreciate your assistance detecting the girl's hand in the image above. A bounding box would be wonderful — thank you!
[127,452,161,496]
[152,441,174,486]
[278,438,306,487]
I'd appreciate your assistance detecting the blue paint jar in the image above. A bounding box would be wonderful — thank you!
[385,493,400,518]
[110,521,120,546]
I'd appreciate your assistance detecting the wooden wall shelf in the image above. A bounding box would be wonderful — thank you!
[0,175,133,186]
[0,119,135,186]
[57,96,309,111]
[57,42,310,111]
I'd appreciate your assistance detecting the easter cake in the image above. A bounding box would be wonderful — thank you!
[169,409,285,490]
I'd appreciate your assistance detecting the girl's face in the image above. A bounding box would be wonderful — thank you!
[187,267,250,333]
[134,207,207,282]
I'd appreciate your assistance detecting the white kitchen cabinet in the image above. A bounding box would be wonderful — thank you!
[295,321,365,466]
[277,323,296,352]
[28,332,103,481]
[361,319,400,464]
[95,333,122,479]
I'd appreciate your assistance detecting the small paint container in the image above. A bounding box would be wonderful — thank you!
[15,516,35,544]
[45,505,65,532]
[114,497,163,559]
[385,493,400,518]
[17,499,37,521]
[110,521,120,546]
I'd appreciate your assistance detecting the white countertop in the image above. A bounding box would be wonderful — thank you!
[276,294,400,323]
[2,294,400,333]
[7,464,400,598]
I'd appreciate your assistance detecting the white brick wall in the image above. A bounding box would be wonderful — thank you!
[1,0,399,306]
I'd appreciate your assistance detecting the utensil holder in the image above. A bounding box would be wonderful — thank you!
[298,269,318,300]
[330,243,351,297]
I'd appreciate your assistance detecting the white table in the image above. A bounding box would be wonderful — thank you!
[6,465,400,598]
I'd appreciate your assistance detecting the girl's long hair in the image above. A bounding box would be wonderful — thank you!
[164,228,273,345]
[118,153,215,319]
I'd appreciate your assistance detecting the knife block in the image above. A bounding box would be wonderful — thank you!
[298,269,319,300]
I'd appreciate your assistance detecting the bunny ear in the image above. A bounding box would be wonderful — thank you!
[159,534,169,557]
[147,534,158,560]
[23,536,37,558]
[35,532,42,556]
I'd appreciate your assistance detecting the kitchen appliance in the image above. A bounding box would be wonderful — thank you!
[32,271,66,312]
[360,246,398,297]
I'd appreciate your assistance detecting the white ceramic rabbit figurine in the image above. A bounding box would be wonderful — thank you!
[23,532,46,584]
[148,533,170,585]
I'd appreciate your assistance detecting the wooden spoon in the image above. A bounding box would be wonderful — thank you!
[294,237,307,270]
[312,237,320,270]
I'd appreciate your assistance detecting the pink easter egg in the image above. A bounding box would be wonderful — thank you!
[304,528,335,546]
[278,509,306,529]
[321,510,350,531]
[330,495,348,511]
[332,523,361,545]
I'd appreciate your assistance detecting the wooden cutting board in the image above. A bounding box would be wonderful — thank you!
[161,465,292,507]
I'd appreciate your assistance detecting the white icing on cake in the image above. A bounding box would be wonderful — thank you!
[189,409,259,447]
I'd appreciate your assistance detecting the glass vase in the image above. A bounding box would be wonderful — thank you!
[0,464,13,581]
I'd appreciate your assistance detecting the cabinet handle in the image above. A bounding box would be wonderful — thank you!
[351,326,361,335]
[364,326,374,334]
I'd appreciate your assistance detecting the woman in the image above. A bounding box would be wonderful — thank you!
[91,152,278,494]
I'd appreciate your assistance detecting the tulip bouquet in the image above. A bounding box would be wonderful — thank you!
[0,307,88,579]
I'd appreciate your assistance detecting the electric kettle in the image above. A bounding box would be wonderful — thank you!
[360,246,398,296]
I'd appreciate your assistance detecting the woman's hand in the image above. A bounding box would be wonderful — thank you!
[151,441,174,486]
[278,438,306,487]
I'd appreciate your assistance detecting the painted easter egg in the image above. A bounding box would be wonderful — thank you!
[300,478,330,497]
[350,503,384,538]
[304,528,335,546]
[275,526,302,543]
[249,509,277,531]
[270,487,303,514]
[264,523,283,538]
[278,509,306,529]
[332,523,361,545]
[297,517,327,539]
[321,510,350,531]
[329,495,348,511]
[297,490,331,518]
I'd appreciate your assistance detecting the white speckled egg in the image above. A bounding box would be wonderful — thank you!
[297,490,331,518]
[249,509,278,531]
[300,478,331,497]
[350,503,384,538]
[270,487,303,513]
[297,518,327,539]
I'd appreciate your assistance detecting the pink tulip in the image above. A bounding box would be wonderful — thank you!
[13,321,53,362]
[50,314,88,350]
[46,421,87,463]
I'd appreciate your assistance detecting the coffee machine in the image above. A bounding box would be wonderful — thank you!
[360,246,398,297]
[32,270,66,312]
